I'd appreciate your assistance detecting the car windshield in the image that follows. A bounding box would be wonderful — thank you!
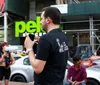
[14,56,21,60]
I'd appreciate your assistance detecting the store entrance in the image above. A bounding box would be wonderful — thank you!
[65,32,90,47]
[78,32,90,44]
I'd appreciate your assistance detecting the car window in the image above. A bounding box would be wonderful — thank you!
[23,57,31,65]
[14,57,21,60]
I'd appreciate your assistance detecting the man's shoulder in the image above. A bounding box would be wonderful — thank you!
[40,32,53,41]
[39,34,51,45]
[40,34,49,40]
[68,65,74,70]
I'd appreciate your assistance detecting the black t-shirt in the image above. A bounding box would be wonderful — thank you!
[34,28,68,85]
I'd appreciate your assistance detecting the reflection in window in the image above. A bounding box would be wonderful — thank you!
[79,46,88,59]
[80,46,88,54]
[23,58,30,65]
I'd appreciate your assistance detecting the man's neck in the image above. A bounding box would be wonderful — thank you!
[47,24,59,32]
[74,65,80,71]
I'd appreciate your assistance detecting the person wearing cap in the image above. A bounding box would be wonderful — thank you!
[0,42,15,85]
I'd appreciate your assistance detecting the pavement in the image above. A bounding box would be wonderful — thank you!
[2,81,34,85]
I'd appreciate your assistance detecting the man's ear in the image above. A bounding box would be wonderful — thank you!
[46,17,52,24]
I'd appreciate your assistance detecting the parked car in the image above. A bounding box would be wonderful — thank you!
[11,53,21,60]
[70,44,100,67]
[10,56,100,85]
[10,56,34,82]
[92,59,100,67]
[64,61,100,85]
[81,56,100,67]
[13,56,21,60]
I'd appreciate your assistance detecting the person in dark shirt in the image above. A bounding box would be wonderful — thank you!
[24,7,69,85]
[65,57,87,85]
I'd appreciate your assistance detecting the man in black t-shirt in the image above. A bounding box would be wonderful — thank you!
[24,7,69,85]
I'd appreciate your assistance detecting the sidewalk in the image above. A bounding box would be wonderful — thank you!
[2,82,33,85]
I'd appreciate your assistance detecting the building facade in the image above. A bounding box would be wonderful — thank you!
[0,0,100,55]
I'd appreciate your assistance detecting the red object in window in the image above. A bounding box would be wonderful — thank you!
[81,59,93,67]
[0,0,5,4]
[81,59,97,68]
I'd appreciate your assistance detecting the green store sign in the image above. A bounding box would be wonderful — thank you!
[15,16,62,37]
[15,16,44,37]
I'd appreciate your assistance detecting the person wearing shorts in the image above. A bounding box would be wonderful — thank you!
[0,42,15,85]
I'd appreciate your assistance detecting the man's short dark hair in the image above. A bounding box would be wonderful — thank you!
[73,57,81,64]
[42,7,61,24]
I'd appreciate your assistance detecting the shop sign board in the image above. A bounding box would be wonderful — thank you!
[15,16,62,37]
[15,16,44,37]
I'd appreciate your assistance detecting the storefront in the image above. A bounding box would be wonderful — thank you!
[0,0,100,55]
[0,0,29,44]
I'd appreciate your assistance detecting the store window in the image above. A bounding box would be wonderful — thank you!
[79,33,90,44]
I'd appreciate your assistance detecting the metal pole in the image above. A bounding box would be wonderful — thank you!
[77,32,79,45]
[4,12,8,42]
[89,16,94,53]
[60,19,100,24]
[62,29,98,32]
